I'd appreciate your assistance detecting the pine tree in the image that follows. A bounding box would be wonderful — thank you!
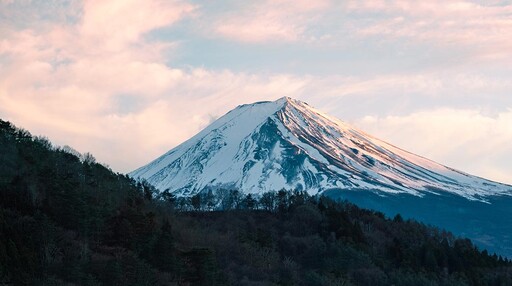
[152,220,176,273]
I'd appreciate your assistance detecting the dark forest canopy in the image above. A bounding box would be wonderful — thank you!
[1,119,511,285]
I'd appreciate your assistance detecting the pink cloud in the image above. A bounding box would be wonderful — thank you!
[356,108,512,184]
[211,0,330,43]
[0,0,197,169]
[347,0,512,62]
[216,16,301,43]
[0,0,310,171]
[81,0,195,50]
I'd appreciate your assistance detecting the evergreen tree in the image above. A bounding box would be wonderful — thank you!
[152,219,176,272]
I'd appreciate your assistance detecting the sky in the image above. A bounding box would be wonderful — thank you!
[0,0,511,184]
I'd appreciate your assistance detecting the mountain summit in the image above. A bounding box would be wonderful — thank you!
[130,97,511,200]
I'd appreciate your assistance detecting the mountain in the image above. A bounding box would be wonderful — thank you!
[131,97,512,257]
[131,97,512,200]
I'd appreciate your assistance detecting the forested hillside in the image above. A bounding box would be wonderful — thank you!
[1,119,511,285]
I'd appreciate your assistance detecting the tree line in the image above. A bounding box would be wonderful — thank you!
[1,118,512,285]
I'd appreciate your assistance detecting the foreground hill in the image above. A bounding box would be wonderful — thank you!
[1,119,512,285]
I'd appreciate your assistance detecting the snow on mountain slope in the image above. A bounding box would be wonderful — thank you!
[130,97,512,200]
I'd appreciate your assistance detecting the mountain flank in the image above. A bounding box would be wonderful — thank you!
[131,97,512,200]
[130,97,512,257]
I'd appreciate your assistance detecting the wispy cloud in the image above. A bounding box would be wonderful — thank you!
[197,0,512,66]
[356,108,512,184]
[209,0,330,43]
[80,0,195,50]
[346,0,512,62]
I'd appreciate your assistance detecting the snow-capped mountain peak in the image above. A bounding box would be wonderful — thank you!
[130,98,512,200]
